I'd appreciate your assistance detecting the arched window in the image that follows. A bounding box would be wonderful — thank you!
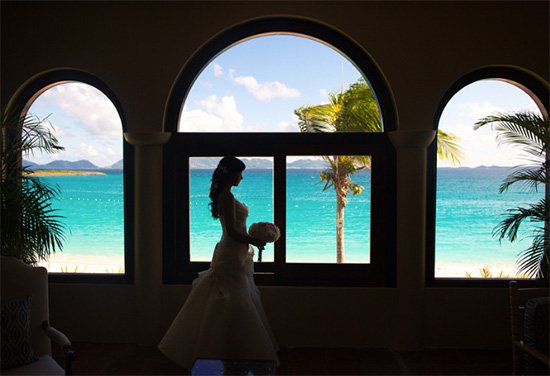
[163,18,397,286]
[428,68,548,285]
[9,70,133,281]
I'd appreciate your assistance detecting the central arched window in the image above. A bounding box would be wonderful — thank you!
[163,18,397,286]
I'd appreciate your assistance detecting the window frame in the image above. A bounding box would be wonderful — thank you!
[426,66,549,288]
[7,69,134,284]
[162,17,398,287]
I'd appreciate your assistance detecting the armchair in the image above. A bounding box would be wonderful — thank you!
[1,256,76,375]
[509,281,549,375]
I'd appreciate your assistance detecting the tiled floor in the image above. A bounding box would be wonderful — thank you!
[53,342,513,375]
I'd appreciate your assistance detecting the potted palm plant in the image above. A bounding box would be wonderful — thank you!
[1,108,67,264]
[474,111,549,281]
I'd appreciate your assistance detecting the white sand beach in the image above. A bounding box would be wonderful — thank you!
[37,253,531,279]
[435,263,527,279]
[38,254,125,274]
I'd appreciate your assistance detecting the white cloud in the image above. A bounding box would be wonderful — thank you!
[319,88,328,96]
[79,143,99,159]
[179,95,244,132]
[41,83,122,136]
[459,100,503,121]
[213,63,223,77]
[230,72,300,101]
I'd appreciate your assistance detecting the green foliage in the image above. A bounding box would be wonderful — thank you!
[464,266,531,279]
[1,108,67,264]
[295,77,463,262]
[60,264,84,273]
[295,77,380,134]
[437,130,464,166]
[474,111,549,280]
[294,79,380,205]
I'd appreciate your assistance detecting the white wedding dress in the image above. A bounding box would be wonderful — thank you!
[158,199,279,369]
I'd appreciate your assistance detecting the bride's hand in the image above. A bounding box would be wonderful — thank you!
[251,238,266,250]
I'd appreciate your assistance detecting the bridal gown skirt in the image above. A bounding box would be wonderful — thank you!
[158,238,279,370]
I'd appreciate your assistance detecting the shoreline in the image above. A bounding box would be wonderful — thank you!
[38,254,125,273]
[38,253,528,278]
[28,170,107,176]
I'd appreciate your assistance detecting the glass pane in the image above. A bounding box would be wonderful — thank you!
[189,157,274,262]
[436,80,544,278]
[27,82,125,274]
[286,156,371,263]
[178,35,381,133]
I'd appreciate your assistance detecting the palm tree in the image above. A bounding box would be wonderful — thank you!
[1,108,67,264]
[474,111,549,280]
[295,78,463,263]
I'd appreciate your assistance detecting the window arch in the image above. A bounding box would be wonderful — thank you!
[7,69,133,283]
[163,17,397,286]
[427,67,548,286]
[165,17,396,133]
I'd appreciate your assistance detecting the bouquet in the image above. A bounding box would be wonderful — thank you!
[248,222,280,262]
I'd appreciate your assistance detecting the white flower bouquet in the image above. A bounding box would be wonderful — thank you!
[248,222,280,262]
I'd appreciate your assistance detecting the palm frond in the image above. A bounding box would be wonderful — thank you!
[21,114,64,156]
[516,226,548,279]
[295,104,339,133]
[498,165,546,193]
[437,129,464,165]
[493,198,547,243]
[1,107,67,263]
[474,111,548,160]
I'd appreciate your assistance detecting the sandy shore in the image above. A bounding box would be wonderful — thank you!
[38,254,528,278]
[28,170,106,176]
[38,254,124,273]
[435,263,525,278]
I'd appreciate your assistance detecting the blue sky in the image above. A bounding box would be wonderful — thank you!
[26,35,541,168]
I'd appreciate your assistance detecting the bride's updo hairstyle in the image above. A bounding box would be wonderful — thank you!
[209,156,246,218]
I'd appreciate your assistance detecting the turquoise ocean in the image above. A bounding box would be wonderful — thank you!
[40,167,542,276]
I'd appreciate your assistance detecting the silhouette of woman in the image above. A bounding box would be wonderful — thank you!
[158,156,279,369]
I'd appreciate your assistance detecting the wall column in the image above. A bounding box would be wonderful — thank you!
[389,129,435,350]
[124,132,171,345]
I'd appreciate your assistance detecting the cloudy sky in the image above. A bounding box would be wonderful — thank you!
[26,35,541,168]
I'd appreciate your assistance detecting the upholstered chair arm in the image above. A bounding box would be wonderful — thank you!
[42,321,77,375]
[42,320,71,347]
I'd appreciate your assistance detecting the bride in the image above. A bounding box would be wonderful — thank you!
[158,156,279,369]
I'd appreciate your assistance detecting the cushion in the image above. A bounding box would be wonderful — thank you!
[523,297,549,375]
[1,355,64,375]
[1,297,38,369]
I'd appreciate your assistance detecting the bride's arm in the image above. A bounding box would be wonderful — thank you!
[219,193,265,248]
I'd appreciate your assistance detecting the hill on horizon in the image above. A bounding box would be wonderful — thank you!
[23,159,123,170]
[22,158,518,171]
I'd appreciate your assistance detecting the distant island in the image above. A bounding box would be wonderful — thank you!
[23,158,518,172]
[23,159,123,170]
[190,158,330,169]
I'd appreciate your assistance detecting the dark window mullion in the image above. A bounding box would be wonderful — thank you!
[273,154,286,272]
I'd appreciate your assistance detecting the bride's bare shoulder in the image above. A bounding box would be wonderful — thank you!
[217,191,235,207]
[218,191,234,200]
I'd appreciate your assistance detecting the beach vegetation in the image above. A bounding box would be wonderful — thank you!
[464,266,530,279]
[60,264,86,273]
[295,78,463,262]
[104,266,125,274]
[1,108,67,264]
[474,111,549,281]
